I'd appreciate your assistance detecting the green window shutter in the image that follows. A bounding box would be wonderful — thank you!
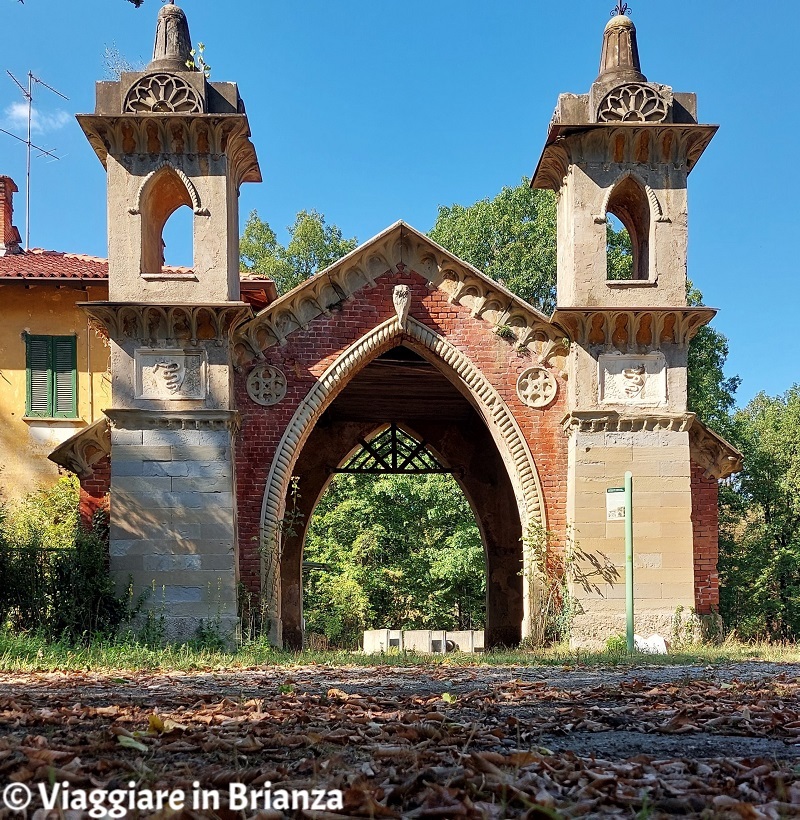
[25,335,77,418]
[26,335,53,417]
[52,336,77,418]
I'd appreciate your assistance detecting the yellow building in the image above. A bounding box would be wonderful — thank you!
[0,175,274,504]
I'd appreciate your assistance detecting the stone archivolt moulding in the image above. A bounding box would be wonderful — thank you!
[48,417,111,480]
[259,315,547,624]
[82,303,252,346]
[77,114,261,188]
[533,124,718,192]
[552,307,715,351]
[516,366,558,409]
[129,161,209,216]
[134,348,208,400]
[246,365,288,407]
[123,73,205,115]
[233,222,569,369]
[593,170,669,224]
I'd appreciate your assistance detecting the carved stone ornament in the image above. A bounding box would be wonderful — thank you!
[247,365,288,407]
[597,83,669,123]
[124,73,204,114]
[48,417,111,480]
[599,353,666,406]
[392,285,410,328]
[516,367,558,409]
[135,349,207,400]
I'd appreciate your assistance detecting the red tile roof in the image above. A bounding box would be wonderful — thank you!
[0,248,108,280]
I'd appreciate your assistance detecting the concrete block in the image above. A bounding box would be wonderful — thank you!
[183,461,233,478]
[113,445,172,461]
[162,585,203,604]
[363,629,403,654]
[196,430,232,447]
[635,553,663,569]
[171,445,229,461]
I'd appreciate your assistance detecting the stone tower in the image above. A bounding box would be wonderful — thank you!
[533,13,721,642]
[78,2,260,641]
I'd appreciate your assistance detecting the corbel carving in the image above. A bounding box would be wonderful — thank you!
[48,417,111,480]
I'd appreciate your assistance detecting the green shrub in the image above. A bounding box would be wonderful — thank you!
[0,477,137,643]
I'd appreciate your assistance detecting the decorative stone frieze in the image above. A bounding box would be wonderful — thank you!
[77,115,261,187]
[134,348,207,400]
[689,419,743,480]
[48,417,111,479]
[533,125,717,192]
[105,408,240,434]
[598,352,666,405]
[552,307,715,350]
[516,366,558,409]
[82,303,251,345]
[246,365,288,407]
[123,73,205,114]
[597,83,669,123]
[233,222,569,367]
[561,410,694,435]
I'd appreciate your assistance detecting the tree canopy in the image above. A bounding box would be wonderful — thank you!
[720,387,800,640]
[240,209,357,296]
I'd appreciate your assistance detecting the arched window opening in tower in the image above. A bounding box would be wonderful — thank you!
[605,175,649,281]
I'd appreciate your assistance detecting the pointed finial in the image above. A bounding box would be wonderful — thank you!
[597,6,646,84]
[148,1,195,72]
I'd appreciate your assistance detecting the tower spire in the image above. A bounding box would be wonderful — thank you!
[597,10,646,85]
[149,1,194,73]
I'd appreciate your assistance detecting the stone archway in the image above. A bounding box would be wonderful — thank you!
[259,315,547,647]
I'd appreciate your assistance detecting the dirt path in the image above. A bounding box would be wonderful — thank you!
[0,662,798,818]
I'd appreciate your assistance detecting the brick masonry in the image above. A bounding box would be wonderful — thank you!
[79,455,110,530]
[234,270,570,597]
[690,461,720,614]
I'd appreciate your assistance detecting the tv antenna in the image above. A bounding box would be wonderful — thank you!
[1,71,68,251]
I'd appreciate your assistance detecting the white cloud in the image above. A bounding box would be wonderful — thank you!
[3,101,70,135]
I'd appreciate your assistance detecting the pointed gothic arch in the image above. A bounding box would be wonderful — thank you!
[259,315,546,645]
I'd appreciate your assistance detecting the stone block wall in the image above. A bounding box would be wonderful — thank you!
[108,420,239,642]
[568,426,696,646]
[690,461,720,615]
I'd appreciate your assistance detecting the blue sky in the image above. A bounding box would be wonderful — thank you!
[1,0,797,406]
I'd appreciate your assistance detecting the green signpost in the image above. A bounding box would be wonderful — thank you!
[607,471,634,652]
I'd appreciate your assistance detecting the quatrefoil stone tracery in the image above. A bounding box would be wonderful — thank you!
[516,367,558,409]
[597,83,669,123]
[246,366,288,407]
[124,73,204,114]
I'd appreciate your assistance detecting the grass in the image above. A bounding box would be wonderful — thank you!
[1,630,800,674]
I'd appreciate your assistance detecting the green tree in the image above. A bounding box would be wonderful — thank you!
[303,472,485,648]
[430,178,737,429]
[241,209,357,295]
[719,387,800,640]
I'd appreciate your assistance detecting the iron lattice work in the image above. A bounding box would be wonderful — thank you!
[335,424,451,475]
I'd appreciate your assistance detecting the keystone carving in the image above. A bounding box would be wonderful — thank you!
[516,367,558,409]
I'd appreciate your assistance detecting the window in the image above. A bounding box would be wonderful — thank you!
[25,335,78,419]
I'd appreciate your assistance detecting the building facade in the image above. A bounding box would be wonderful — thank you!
[51,4,740,647]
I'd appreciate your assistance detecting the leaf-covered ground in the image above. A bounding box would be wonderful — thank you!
[1,663,800,818]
